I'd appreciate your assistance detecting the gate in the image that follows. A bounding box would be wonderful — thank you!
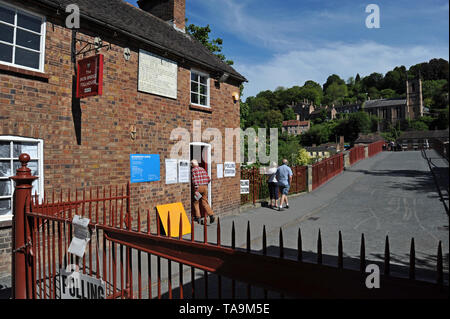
[10,153,448,299]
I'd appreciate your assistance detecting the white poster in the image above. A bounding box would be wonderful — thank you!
[217,164,223,179]
[138,49,178,99]
[165,159,178,184]
[178,160,190,183]
[224,162,236,177]
[67,215,90,258]
[240,180,250,194]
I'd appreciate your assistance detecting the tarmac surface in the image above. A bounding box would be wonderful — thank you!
[0,150,448,299]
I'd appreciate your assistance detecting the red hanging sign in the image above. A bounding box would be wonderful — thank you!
[76,54,104,98]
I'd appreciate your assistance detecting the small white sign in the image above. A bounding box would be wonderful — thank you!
[178,159,190,183]
[224,162,236,177]
[165,159,178,184]
[68,215,90,258]
[240,180,250,194]
[59,267,106,299]
[217,164,223,179]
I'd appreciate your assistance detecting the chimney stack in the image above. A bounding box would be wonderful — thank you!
[138,0,186,31]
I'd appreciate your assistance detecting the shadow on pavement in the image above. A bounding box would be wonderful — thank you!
[159,246,447,299]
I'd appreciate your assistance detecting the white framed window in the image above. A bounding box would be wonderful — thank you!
[0,1,46,72]
[190,69,210,107]
[0,136,44,221]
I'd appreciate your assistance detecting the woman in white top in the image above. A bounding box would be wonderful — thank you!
[266,161,279,209]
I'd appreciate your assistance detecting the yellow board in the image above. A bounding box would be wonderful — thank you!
[156,202,191,237]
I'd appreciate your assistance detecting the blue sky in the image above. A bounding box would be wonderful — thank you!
[126,0,449,98]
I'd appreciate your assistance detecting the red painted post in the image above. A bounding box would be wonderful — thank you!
[10,153,38,299]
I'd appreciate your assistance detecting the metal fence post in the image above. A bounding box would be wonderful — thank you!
[10,153,38,299]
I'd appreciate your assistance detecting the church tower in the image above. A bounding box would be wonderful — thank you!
[405,76,423,120]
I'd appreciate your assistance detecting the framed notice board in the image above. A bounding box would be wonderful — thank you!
[130,154,160,183]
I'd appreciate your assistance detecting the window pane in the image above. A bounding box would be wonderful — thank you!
[200,76,207,85]
[17,13,41,33]
[0,180,11,196]
[200,95,207,106]
[13,142,38,158]
[191,82,198,94]
[0,6,15,24]
[0,43,13,63]
[32,179,39,195]
[14,160,38,176]
[200,84,207,95]
[0,161,11,177]
[16,29,41,51]
[0,142,10,158]
[14,47,40,69]
[191,93,198,104]
[191,72,198,82]
[0,198,11,216]
[0,23,14,43]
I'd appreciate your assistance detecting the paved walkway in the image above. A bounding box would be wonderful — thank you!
[1,150,448,299]
[199,150,448,272]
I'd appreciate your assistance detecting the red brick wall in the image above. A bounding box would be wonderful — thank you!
[0,2,241,279]
[0,223,11,281]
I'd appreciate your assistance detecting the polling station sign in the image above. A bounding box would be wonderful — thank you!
[240,180,250,194]
[59,267,106,299]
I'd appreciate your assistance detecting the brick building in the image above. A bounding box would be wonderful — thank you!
[0,0,246,280]
[281,118,310,136]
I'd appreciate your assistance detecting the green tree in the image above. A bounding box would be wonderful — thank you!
[301,124,331,146]
[324,82,348,105]
[323,74,346,93]
[295,148,311,166]
[282,107,296,121]
[186,21,234,65]
[380,89,396,99]
[422,79,448,109]
[312,108,328,125]
[367,87,381,100]
[265,110,284,129]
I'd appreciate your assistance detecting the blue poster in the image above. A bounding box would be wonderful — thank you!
[130,154,160,183]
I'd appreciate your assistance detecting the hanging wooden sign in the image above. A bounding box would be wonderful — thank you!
[76,54,104,98]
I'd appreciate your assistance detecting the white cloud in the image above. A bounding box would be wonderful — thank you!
[237,41,449,98]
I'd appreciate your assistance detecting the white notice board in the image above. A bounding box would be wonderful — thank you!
[224,162,236,177]
[217,164,223,179]
[178,160,190,183]
[138,49,177,99]
[240,180,250,194]
[165,159,178,184]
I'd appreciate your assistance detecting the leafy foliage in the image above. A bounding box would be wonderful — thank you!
[295,148,311,166]
[186,21,234,65]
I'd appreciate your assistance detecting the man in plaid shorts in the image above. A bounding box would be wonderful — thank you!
[191,159,215,224]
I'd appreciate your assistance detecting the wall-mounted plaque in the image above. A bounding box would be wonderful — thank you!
[138,49,177,99]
